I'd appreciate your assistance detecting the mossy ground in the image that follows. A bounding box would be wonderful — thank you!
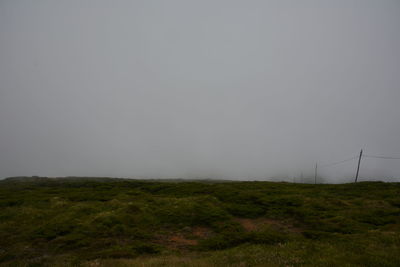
[0,177,399,266]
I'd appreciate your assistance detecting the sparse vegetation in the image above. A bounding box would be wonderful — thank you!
[0,177,399,266]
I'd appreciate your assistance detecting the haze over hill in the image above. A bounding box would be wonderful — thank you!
[1,0,400,182]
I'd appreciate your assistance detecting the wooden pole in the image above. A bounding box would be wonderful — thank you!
[314,162,317,184]
[355,149,363,183]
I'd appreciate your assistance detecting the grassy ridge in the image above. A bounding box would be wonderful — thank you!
[0,178,399,266]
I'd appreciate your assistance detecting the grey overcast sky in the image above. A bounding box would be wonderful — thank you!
[1,0,400,182]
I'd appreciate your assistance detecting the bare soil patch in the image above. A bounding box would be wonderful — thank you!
[192,226,213,238]
[234,217,302,233]
[154,226,213,250]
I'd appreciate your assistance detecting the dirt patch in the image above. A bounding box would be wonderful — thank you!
[234,217,303,233]
[154,226,214,250]
[192,226,213,238]
[155,233,197,249]
[169,234,198,246]
[235,218,259,231]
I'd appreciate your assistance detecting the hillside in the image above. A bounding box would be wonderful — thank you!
[0,178,399,266]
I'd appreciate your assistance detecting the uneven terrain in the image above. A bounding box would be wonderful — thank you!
[0,177,399,266]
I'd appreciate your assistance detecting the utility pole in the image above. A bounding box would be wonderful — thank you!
[314,162,318,184]
[355,149,363,183]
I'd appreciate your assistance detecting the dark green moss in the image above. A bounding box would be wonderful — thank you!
[0,178,399,265]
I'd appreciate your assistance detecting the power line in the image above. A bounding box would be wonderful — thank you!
[313,150,400,184]
[320,156,358,167]
[319,153,400,167]
[364,155,400,160]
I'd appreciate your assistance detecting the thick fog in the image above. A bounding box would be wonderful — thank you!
[1,0,400,182]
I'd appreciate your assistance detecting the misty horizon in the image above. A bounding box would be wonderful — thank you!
[1,0,400,182]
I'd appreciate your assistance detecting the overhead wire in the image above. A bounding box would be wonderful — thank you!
[364,155,400,160]
[319,153,400,168]
[314,151,400,183]
[320,156,359,167]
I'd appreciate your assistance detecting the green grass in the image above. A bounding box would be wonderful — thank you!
[0,177,399,266]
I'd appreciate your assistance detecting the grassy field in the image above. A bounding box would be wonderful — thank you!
[0,177,399,266]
